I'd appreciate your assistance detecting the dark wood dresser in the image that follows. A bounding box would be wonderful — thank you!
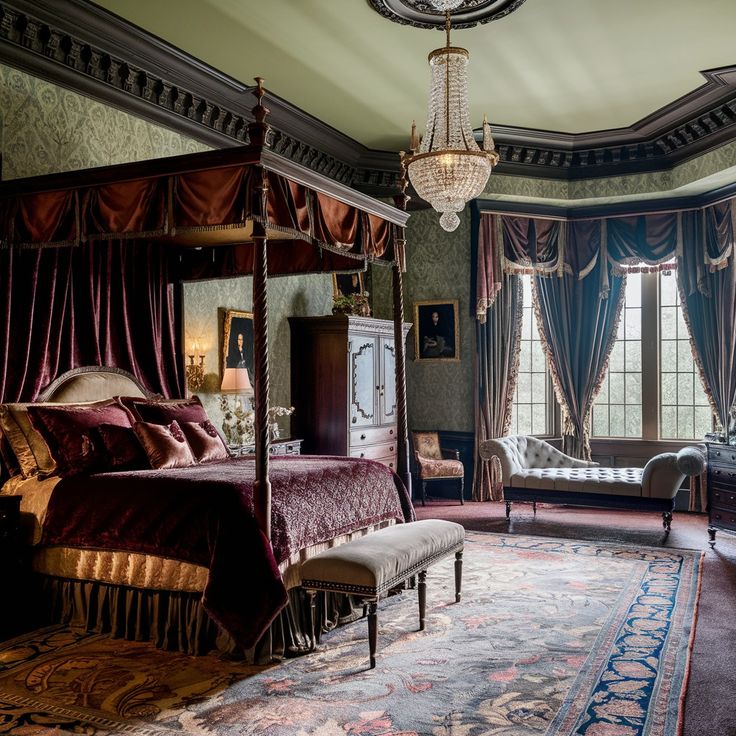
[706,442,736,547]
[289,315,411,471]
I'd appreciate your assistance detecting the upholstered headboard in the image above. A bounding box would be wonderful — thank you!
[36,366,160,403]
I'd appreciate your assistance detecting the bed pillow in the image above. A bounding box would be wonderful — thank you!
[180,420,230,463]
[133,420,196,469]
[0,404,59,478]
[96,423,148,471]
[27,401,133,477]
[121,396,209,425]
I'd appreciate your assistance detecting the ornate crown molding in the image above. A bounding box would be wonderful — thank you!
[365,0,528,30]
[0,0,735,195]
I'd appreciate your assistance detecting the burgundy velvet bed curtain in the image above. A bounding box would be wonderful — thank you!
[0,240,183,402]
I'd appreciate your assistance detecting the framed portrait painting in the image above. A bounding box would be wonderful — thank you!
[220,308,255,381]
[413,300,460,362]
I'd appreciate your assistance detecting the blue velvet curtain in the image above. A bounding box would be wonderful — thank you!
[533,258,625,459]
[677,205,736,434]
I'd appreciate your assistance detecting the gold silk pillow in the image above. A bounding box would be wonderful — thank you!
[413,432,443,460]
[0,404,57,478]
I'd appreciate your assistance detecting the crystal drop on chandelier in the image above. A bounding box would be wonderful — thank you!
[402,13,499,232]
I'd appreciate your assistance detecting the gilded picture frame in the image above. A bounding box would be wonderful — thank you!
[220,308,254,380]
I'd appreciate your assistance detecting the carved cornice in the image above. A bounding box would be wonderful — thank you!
[0,0,735,194]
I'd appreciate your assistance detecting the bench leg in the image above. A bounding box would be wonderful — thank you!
[505,501,512,519]
[532,501,537,515]
[418,570,427,631]
[307,590,317,651]
[459,477,464,505]
[454,550,463,603]
[367,600,378,669]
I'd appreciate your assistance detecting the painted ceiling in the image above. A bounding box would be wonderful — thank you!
[92,0,736,154]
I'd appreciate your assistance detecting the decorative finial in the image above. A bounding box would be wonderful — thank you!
[249,76,271,148]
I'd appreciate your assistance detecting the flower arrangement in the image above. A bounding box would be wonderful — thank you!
[332,290,371,317]
[220,395,294,447]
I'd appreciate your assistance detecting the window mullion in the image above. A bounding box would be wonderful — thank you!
[641,272,659,439]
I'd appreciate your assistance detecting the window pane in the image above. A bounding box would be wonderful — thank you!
[510,275,551,436]
[593,273,642,438]
[659,270,712,440]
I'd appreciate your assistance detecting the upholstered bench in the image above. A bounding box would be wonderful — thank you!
[300,519,465,669]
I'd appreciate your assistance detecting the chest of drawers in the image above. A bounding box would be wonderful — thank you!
[706,443,736,547]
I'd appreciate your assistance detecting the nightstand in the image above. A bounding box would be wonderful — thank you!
[229,439,303,457]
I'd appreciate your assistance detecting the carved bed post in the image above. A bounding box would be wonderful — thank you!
[393,154,411,498]
[250,78,272,540]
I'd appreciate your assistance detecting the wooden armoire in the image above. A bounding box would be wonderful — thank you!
[289,315,411,470]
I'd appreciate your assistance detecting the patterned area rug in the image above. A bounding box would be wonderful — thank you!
[0,532,702,736]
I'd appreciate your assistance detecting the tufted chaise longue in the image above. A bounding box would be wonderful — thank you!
[479,435,706,532]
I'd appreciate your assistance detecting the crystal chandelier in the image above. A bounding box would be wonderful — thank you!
[402,10,499,232]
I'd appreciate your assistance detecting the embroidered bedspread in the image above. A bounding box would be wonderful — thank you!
[41,455,413,649]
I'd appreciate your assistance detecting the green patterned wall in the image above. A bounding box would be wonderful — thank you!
[0,64,334,436]
[372,209,475,433]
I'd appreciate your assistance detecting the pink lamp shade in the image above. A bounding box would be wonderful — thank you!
[220,367,254,394]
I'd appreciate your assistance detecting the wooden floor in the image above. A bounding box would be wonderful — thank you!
[414,499,736,736]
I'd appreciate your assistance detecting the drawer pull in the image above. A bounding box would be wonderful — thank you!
[389,462,394,468]
[360,452,365,458]
[715,469,721,475]
[716,450,722,456]
[360,433,366,440]
[389,429,394,435]
[390,446,394,452]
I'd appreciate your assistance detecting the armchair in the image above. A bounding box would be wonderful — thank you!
[411,431,464,506]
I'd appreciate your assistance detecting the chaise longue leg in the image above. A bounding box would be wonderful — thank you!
[454,550,463,603]
[532,501,537,515]
[505,501,512,519]
[459,477,464,505]
[418,570,427,631]
[662,511,672,534]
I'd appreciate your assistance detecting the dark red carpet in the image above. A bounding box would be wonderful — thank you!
[414,499,736,736]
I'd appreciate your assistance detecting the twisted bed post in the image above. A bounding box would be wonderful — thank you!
[393,155,411,498]
[250,77,272,541]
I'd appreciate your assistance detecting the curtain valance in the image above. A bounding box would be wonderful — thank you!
[476,199,736,318]
[1,165,401,269]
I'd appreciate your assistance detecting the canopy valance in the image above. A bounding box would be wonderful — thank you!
[476,198,736,318]
[0,146,408,275]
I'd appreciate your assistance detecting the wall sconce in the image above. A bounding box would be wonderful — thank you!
[186,343,205,392]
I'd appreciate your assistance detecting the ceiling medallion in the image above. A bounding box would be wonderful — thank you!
[367,0,528,29]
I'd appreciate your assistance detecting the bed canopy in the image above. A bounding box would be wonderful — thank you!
[0,81,412,540]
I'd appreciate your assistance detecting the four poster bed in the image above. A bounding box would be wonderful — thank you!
[0,83,414,658]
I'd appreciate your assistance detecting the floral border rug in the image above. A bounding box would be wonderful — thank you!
[0,532,702,736]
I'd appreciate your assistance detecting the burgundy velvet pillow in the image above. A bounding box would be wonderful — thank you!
[123,396,209,425]
[180,420,230,463]
[133,420,196,470]
[96,423,148,471]
[27,402,133,477]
